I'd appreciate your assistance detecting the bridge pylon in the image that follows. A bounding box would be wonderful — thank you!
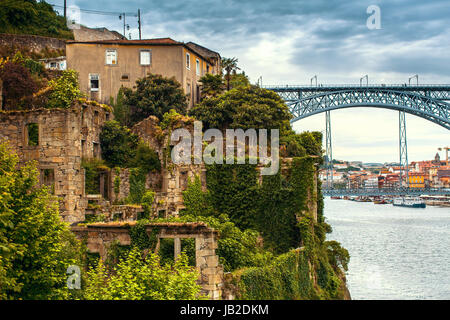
[325,110,333,189]
[399,111,409,188]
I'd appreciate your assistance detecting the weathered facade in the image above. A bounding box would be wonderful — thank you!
[72,222,224,299]
[0,33,66,55]
[66,38,221,107]
[130,115,207,217]
[0,102,111,222]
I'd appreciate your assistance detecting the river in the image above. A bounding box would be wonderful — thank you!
[324,197,450,300]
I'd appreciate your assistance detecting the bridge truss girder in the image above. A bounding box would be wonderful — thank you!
[286,89,450,130]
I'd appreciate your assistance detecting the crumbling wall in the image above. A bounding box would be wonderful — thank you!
[0,78,3,110]
[0,103,111,223]
[71,222,224,300]
[131,115,207,217]
[0,33,66,55]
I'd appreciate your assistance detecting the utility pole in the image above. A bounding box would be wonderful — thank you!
[119,13,130,39]
[138,9,142,40]
[123,13,126,38]
[64,0,67,18]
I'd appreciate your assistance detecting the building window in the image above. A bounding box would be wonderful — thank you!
[105,49,117,65]
[93,142,100,158]
[94,111,99,125]
[40,168,55,194]
[121,74,129,81]
[140,50,151,65]
[196,59,200,76]
[89,74,99,92]
[186,53,190,70]
[186,83,191,100]
[26,123,39,146]
[206,65,210,74]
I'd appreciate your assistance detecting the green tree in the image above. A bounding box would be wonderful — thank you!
[0,0,73,39]
[111,86,130,127]
[199,73,224,99]
[190,85,292,130]
[130,142,161,173]
[84,248,203,300]
[99,120,139,168]
[182,175,214,217]
[0,141,81,299]
[141,190,156,218]
[0,61,39,109]
[221,57,240,91]
[230,72,250,89]
[123,74,188,125]
[47,69,83,109]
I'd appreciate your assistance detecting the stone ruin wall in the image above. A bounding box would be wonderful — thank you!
[131,115,208,217]
[0,33,66,55]
[72,222,224,300]
[0,103,111,223]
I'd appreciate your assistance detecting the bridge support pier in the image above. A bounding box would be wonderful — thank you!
[399,111,409,188]
[325,111,333,189]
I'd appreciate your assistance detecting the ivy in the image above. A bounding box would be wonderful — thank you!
[128,167,147,204]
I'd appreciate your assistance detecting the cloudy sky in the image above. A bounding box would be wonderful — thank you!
[54,0,450,163]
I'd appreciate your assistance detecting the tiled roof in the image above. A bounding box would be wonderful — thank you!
[67,37,181,45]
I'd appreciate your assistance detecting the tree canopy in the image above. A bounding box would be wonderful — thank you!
[190,85,292,130]
[0,0,73,39]
[122,74,188,126]
[0,141,81,299]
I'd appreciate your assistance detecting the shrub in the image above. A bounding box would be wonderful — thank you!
[47,70,83,109]
[84,248,203,300]
[0,61,38,109]
[123,74,188,125]
[100,120,139,168]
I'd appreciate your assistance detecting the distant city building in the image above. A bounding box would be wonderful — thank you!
[39,56,66,70]
[408,172,426,188]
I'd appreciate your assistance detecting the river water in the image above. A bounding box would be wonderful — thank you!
[324,197,450,300]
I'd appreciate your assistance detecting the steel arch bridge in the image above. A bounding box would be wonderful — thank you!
[265,84,450,194]
[265,85,450,129]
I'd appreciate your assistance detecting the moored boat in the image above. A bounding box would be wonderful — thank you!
[393,197,426,208]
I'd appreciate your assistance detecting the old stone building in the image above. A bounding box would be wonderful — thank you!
[66,38,221,107]
[0,102,111,222]
[72,221,224,299]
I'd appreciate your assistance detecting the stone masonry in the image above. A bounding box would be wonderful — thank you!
[0,102,111,223]
[72,222,224,300]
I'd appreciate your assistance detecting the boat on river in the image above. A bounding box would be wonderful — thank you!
[393,197,426,208]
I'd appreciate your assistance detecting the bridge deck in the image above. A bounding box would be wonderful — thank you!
[323,188,450,197]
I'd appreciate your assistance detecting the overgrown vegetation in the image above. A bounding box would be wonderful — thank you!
[0,141,83,299]
[121,74,188,126]
[84,248,203,300]
[189,85,292,130]
[0,0,73,39]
